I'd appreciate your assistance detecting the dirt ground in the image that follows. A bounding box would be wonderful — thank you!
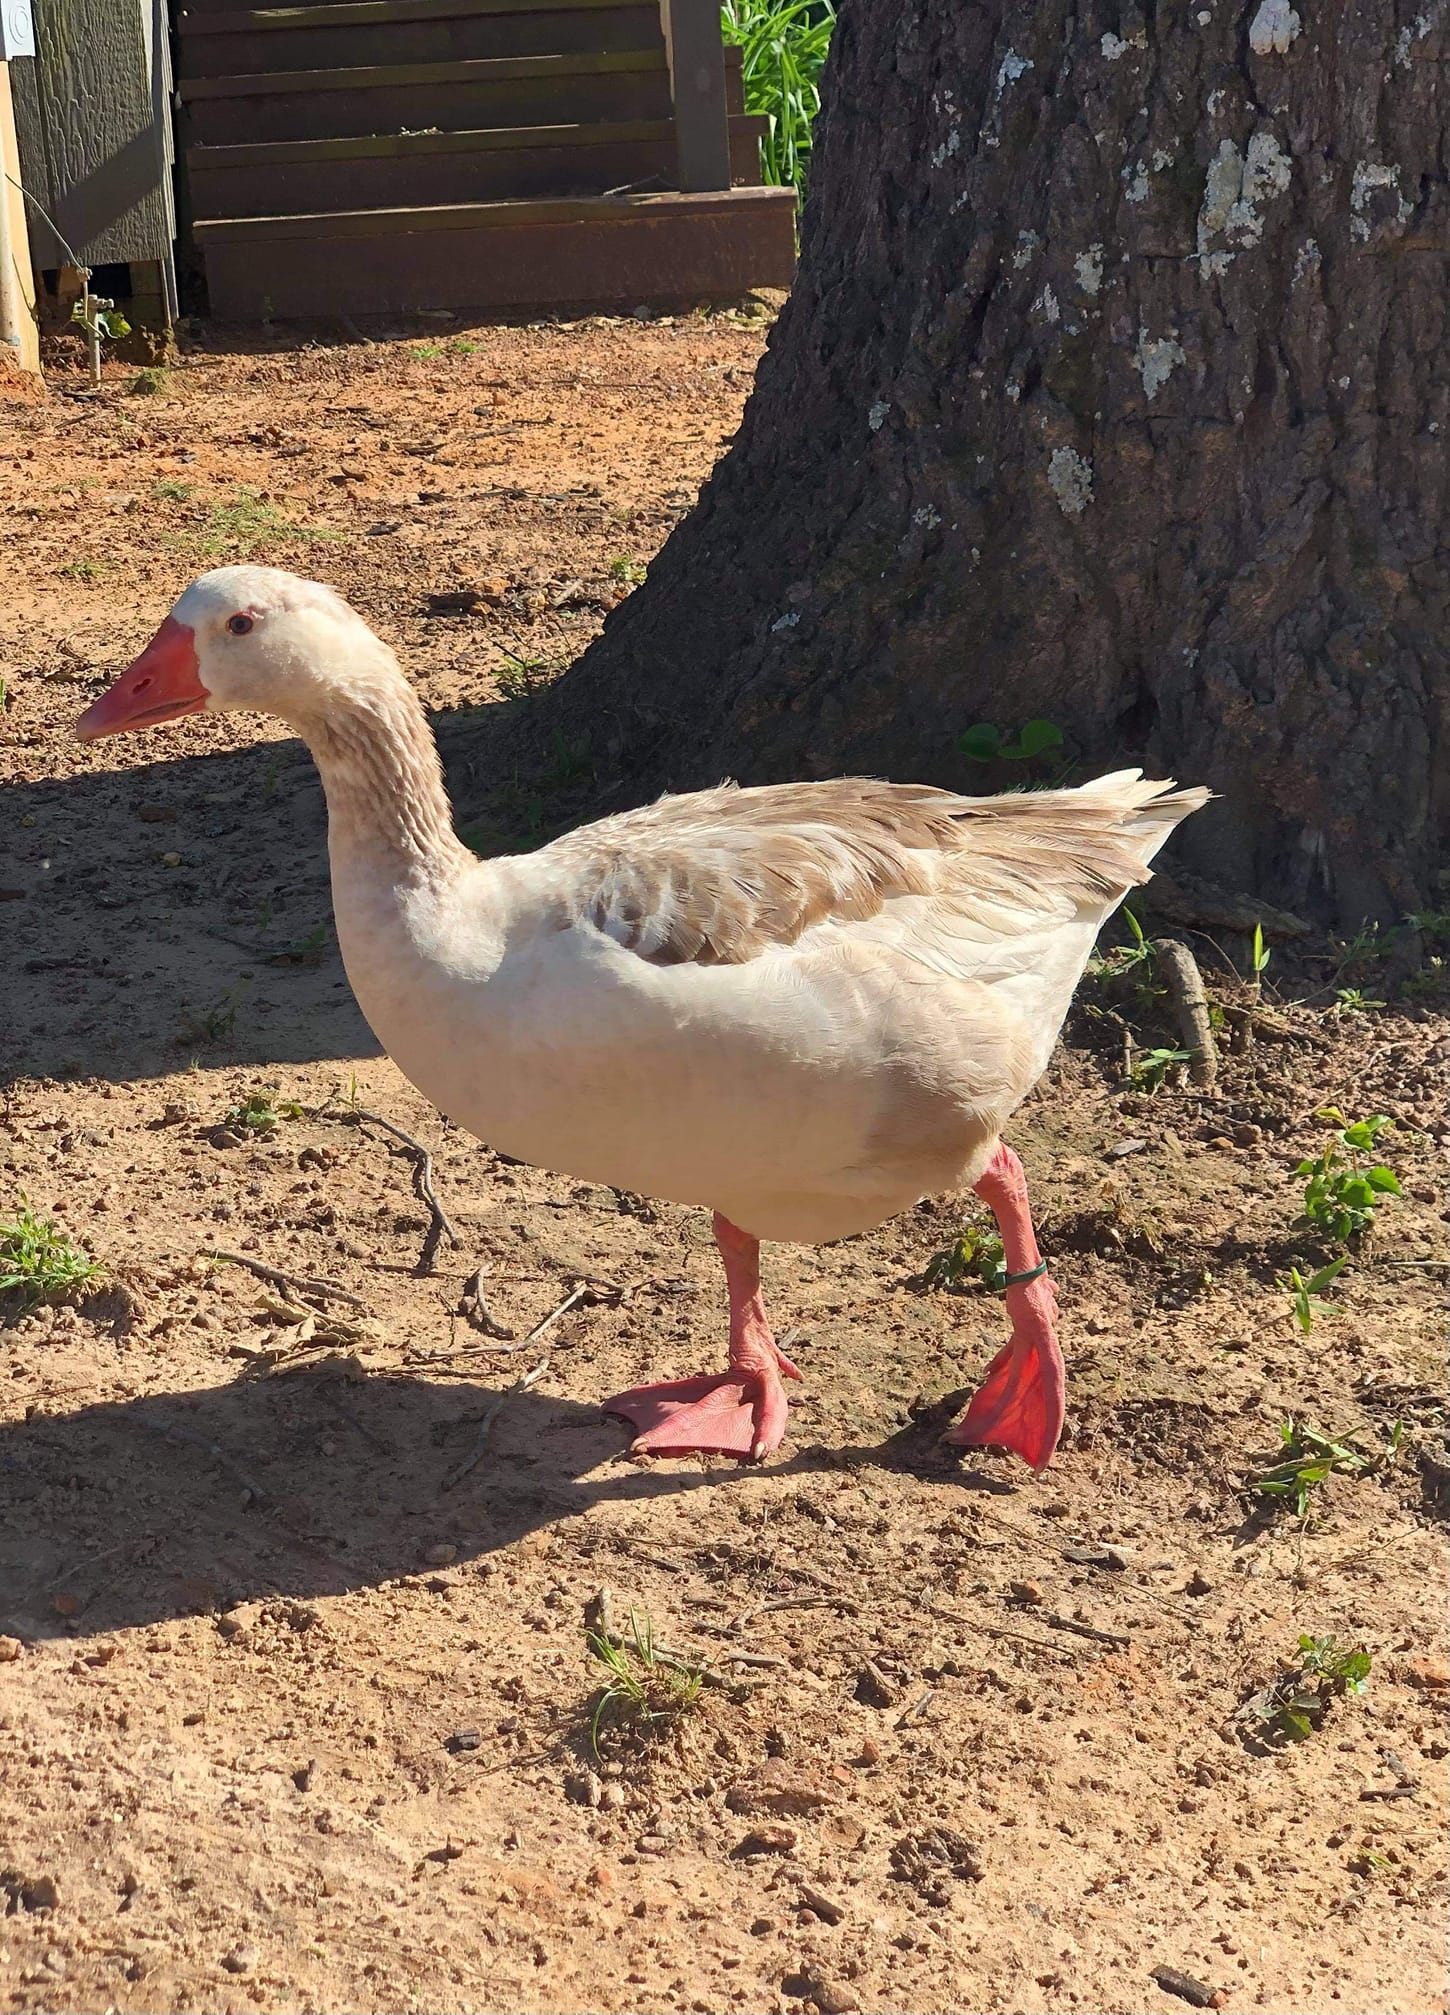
[0,313,1446,2015]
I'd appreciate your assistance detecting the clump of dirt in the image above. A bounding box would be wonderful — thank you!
[0,317,1445,2015]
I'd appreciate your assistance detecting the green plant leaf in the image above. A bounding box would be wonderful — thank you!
[1000,718,1064,761]
[957,722,1002,762]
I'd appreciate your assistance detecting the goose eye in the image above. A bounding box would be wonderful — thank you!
[226,613,254,637]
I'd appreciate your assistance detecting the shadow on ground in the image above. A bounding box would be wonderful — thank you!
[0,1368,1013,1642]
[0,703,532,1088]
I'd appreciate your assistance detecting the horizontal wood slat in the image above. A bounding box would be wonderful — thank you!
[181,0,644,23]
[178,2,661,76]
[187,112,767,215]
[198,186,796,316]
[179,46,665,95]
[195,181,785,238]
[181,52,673,141]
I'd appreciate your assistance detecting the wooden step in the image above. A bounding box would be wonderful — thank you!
[186,112,767,218]
[178,0,661,78]
[195,186,796,317]
[180,0,636,13]
[180,48,676,143]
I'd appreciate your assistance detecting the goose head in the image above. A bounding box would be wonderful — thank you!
[75,565,387,742]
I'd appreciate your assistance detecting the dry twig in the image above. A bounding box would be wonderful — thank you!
[521,1281,591,1343]
[731,1593,860,1632]
[322,1106,460,1270]
[441,1359,549,1491]
[205,1249,367,1309]
[459,1264,516,1340]
[1039,1610,1130,1649]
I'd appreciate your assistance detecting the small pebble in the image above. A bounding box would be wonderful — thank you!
[423,1542,457,1566]
[160,851,182,868]
[855,1661,898,1708]
[806,1973,859,2014]
[447,1728,483,1754]
[1184,1568,1213,1597]
[732,1823,798,1857]
[564,1768,602,1806]
[1010,1579,1044,1606]
[856,1738,881,1767]
[220,1946,259,1975]
[798,1884,847,1926]
[1405,1656,1450,1689]
[0,1635,22,1661]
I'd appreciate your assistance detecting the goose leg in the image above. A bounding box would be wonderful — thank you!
[945,1141,1066,1472]
[604,1213,801,1461]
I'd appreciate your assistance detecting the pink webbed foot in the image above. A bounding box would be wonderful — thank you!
[945,1275,1065,1472]
[605,1346,801,1461]
[944,1140,1067,1472]
[605,1212,800,1461]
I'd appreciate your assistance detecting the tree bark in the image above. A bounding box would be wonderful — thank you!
[540,0,1447,926]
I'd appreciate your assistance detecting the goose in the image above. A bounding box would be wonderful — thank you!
[75,566,1209,1471]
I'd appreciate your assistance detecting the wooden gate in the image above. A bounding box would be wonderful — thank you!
[178,0,797,319]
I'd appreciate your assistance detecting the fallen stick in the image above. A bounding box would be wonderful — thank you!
[920,1600,1081,1663]
[324,1107,459,1270]
[1155,938,1218,1087]
[731,1593,861,1633]
[441,1358,549,1491]
[205,1249,367,1309]
[520,1282,589,1344]
[1039,1610,1130,1649]
[896,1687,937,1729]
[1150,1964,1221,2008]
[459,1265,516,1340]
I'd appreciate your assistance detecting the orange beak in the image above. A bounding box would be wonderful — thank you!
[74,617,208,741]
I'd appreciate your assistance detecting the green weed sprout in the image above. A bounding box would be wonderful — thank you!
[0,1198,102,1308]
[1298,1111,1400,1244]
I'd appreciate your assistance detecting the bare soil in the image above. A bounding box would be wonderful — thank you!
[0,315,1446,2015]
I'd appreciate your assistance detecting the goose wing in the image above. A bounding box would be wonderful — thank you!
[532,772,1209,969]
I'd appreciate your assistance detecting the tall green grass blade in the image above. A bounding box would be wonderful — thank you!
[721,0,836,192]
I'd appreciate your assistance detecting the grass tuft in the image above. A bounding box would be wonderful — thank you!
[165,487,347,561]
[586,1609,704,1759]
[0,1198,102,1310]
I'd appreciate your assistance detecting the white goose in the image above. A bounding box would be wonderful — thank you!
[76,567,1208,1470]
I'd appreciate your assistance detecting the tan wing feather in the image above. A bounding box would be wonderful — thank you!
[540,775,1209,968]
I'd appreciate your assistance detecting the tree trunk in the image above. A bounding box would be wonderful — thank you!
[541,0,1447,926]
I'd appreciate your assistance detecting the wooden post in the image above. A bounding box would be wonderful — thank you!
[0,59,41,375]
[660,0,731,192]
